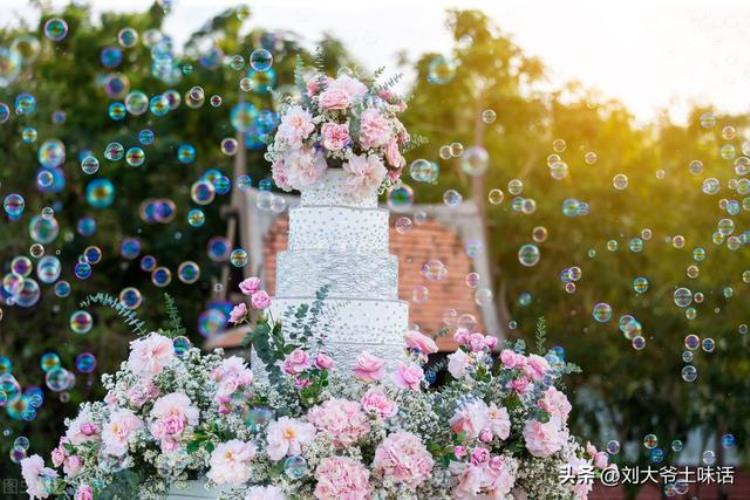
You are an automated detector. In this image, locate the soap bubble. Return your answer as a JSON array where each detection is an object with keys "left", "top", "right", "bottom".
[
  {"left": 198, "top": 309, "right": 227, "bottom": 337},
  {"left": 632, "top": 336, "right": 646, "bottom": 350},
  {"left": 612, "top": 174, "right": 628, "bottom": 190},
  {"left": 409, "top": 159, "right": 438, "bottom": 183},
  {"left": 45, "top": 368, "right": 74, "bottom": 392},
  {"left": 119, "top": 287, "right": 143, "bottom": 309},
  {"left": 549, "top": 161, "right": 569, "bottom": 180},
  {"left": 465, "top": 272, "right": 480, "bottom": 288},
  {"left": 29, "top": 215, "right": 59, "bottom": 244},
  {"left": 177, "top": 144, "right": 196, "bottom": 164},
  {"left": 450, "top": 142, "right": 464, "bottom": 157},
  {"left": 4, "top": 194, "right": 24, "bottom": 218},
  {"left": 442, "top": 189, "right": 462, "bottom": 207},
  {"left": 249, "top": 48, "right": 273, "bottom": 71},
  {"left": 394, "top": 217, "right": 412, "bottom": 234},
  {"left": 44, "top": 18, "right": 68, "bottom": 42},
  {"left": 118, "top": 27, "right": 138, "bottom": 47},
  {"left": 151, "top": 267, "right": 172, "bottom": 287},
  {"left": 592, "top": 303, "right": 612, "bottom": 323},
  {"left": 177, "top": 261, "right": 201, "bottom": 284},
  {"left": 125, "top": 147, "right": 145, "bottom": 167},
  {"left": 427, "top": 55, "right": 455, "bottom": 84},
  {"left": 108, "top": 102, "right": 127, "bottom": 120},
  {"left": 191, "top": 180, "right": 216, "bottom": 205},
  {"left": 387, "top": 185, "right": 414, "bottom": 212},
  {"left": 606, "top": 440, "right": 620, "bottom": 455},
  {"left": 421, "top": 260, "right": 447, "bottom": 282},
  {"left": 681, "top": 365, "right": 697, "bottom": 382},
  {"left": 173, "top": 337, "right": 191, "bottom": 357},
  {"left": 531, "top": 226, "right": 548, "bottom": 242},
  {"left": 104, "top": 142, "right": 124, "bottom": 161},
  {"left": 701, "top": 338, "right": 715, "bottom": 353},
  {"left": 283, "top": 455, "right": 308, "bottom": 479},
  {"left": 36, "top": 256, "right": 61, "bottom": 284},
  {"left": 488, "top": 189, "right": 504, "bottom": 205},
  {"left": 187, "top": 209, "right": 206, "bottom": 227},
  {"left": 673, "top": 287, "right": 693, "bottom": 307},
  {"left": 461, "top": 146, "right": 489, "bottom": 176},
  {"left": 54, "top": 281, "right": 71, "bottom": 297},
  {"left": 230, "top": 249, "right": 248, "bottom": 267},
  {"left": 552, "top": 139, "right": 567, "bottom": 153},
  {"left": 481, "top": 109, "right": 496, "bottom": 124},
  {"left": 13, "top": 278, "right": 41, "bottom": 307},
  {"left": 86, "top": 179, "right": 115, "bottom": 208},
  {"left": 69, "top": 311, "right": 93, "bottom": 334},
  {"left": 38, "top": 139, "right": 65, "bottom": 168},
  {"left": 411, "top": 285, "right": 429, "bottom": 304},
  {"left": 507, "top": 179, "right": 523, "bottom": 195},
  {"left": 207, "top": 237, "right": 231, "bottom": 262},
  {"left": 81, "top": 155, "right": 99, "bottom": 175},
  {"left": 688, "top": 160, "right": 703, "bottom": 176},
  {"left": 584, "top": 152, "right": 598, "bottom": 165},
  {"left": 40, "top": 353, "right": 60, "bottom": 373},
  {"left": 518, "top": 244, "right": 540, "bottom": 267},
  {"left": 221, "top": 138, "right": 238, "bottom": 156},
  {"left": 632, "top": 277, "right": 649, "bottom": 294},
  {"left": 75, "top": 353, "right": 97, "bottom": 373},
  {"left": 703, "top": 450, "right": 716, "bottom": 465}
]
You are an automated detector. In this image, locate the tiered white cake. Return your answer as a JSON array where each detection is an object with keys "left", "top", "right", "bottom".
[{"left": 252, "top": 169, "right": 408, "bottom": 377}]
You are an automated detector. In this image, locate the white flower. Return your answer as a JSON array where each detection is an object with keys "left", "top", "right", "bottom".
[{"left": 207, "top": 439, "right": 257, "bottom": 485}]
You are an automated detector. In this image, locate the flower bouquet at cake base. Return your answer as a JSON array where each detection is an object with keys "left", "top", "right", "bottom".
[{"left": 22, "top": 279, "right": 611, "bottom": 499}]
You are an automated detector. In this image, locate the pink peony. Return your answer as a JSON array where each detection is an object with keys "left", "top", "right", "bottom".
[
  {"left": 21, "top": 454, "right": 56, "bottom": 499},
  {"left": 282, "top": 348, "right": 311, "bottom": 375},
  {"left": 74, "top": 485, "right": 93, "bottom": 500},
  {"left": 276, "top": 105, "right": 315, "bottom": 149},
  {"left": 245, "top": 485, "right": 287, "bottom": 500},
  {"left": 212, "top": 356, "right": 253, "bottom": 402},
  {"left": 342, "top": 153, "right": 387, "bottom": 200},
  {"left": 314, "top": 352, "right": 334, "bottom": 370},
  {"left": 229, "top": 302, "right": 247, "bottom": 324},
  {"left": 127, "top": 332, "right": 175, "bottom": 379},
  {"left": 523, "top": 354, "right": 550, "bottom": 382},
  {"left": 470, "top": 446, "right": 490, "bottom": 465},
  {"left": 352, "top": 351, "right": 385, "bottom": 382},
  {"left": 360, "top": 387, "right": 398, "bottom": 419},
  {"left": 447, "top": 349, "right": 470, "bottom": 379},
  {"left": 320, "top": 122, "right": 350, "bottom": 151},
  {"left": 392, "top": 362, "right": 424, "bottom": 391},
  {"left": 450, "top": 400, "right": 490, "bottom": 439},
  {"left": 318, "top": 75, "right": 367, "bottom": 110},
  {"left": 251, "top": 291, "right": 271, "bottom": 310},
  {"left": 384, "top": 138, "right": 405, "bottom": 169},
  {"left": 314, "top": 456, "right": 371, "bottom": 500},
  {"left": 286, "top": 147, "right": 327, "bottom": 190},
  {"left": 265, "top": 416, "right": 316, "bottom": 461},
  {"left": 539, "top": 386, "right": 572, "bottom": 421},
  {"left": 500, "top": 349, "right": 526, "bottom": 370},
  {"left": 404, "top": 330, "right": 438, "bottom": 354},
  {"left": 102, "top": 409, "right": 143, "bottom": 457},
  {"left": 308, "top": 398, "right": 370, "bottom": 448},
  {"left": 239, "top": 277, "right": 262, "bottom": 296},
  {"left": 149, "top": 392, "right": 200, "bottom": 452},
  {"left": 488, "top": 404, "right": 511, "bottom": 440},
  {"left": 522, "top": 418, "right": 566, "bottom": 458},
  {"left": 373, "top": 431, "right": 434, "bottom": 490},
  {"left": 271, "top": 158, "right": 292, "bottom": 192},
  {"left": 358, "top": 108, "right": 392, "bottom": 149},
  {"left": 207, "top": 439, "right": 257, "bottom": 485}
]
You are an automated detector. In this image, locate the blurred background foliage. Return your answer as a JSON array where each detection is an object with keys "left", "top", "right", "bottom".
[{"left": 0, "top": 2, "right": 747, "bottom": 493}]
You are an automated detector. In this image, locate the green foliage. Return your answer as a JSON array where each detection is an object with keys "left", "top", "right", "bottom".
[
  {"left": 534, "top": 316, "right": 547, "bottom": 354},
  {"left": 79, "top": 292, "right": 148, "bottom": 334},
  {"left": 161, "top": 292, "right": 186, "bottom": 338}
]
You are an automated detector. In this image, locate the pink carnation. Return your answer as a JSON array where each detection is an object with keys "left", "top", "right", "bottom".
[
  {"left": 207, "top": 439, "right": 257, "bottom": 485},
  {"left": 308, "top": 398, "right": 370, "bottom": 448},
  {"left": 272, "top": 158, "right": 292, "bottom": 192},
  {"left": 452, "top": 454, "right": 517, "bottom": 498},
  {"left": 360, "top": 387, "right": 398, "bottom": 419},
  {"left": 314, "top": 456, "right": 371, "bottom": 500},
  {"left": 500, "top": 349, "right": 526, "bottom": 369},
  {"left": 127, "top": 332, "right": 175, "bottom": 379},
  {"left": 74, "top": 485, "right": 93, "bottom": 500},
  {"left": 450, "top": 400, "right": 490, "bottom": 439},
  {"left": 352, "top": 351, "right": 385, "bottom": 382},
  {"left": 358, "top": 108, "right": 392, "bottom": 149},
  {"left": 102, "top": 408, "right": 143, "bottom": 457},
  {"left": 447, "top": 349, "right": 470, "bottom": 379},
  {"left": 523, "top": 354, "right": 550, "bottom": 382},
  {"left": 318, "top": 75, "right": 367, "bottom": 110},
  {"left": 21, "top": 454, "right": 57, "bottom": 499},
  {"left": 342, "top": 153, "right": 387, "bottom": 200},
  {"left": 404, "top": 330, "right": 438, "bottom": 354},
  {"left": 276, "top": 105, "right": 314, "bottom": 149},
  {"left": 314, "top": 352, "right": 334, "bottom": 370},
  {"left": 539, "top": 386, "right": 572, "bottom": 421},
  {"left": 229, "top": 302, "right": 247, "bottom": 324},
  {"left": 320, "top": 122, "right": 350, "bottom": 151},
  {"left": 251, "top": 290, "right": 271, "bottom": 310},
  {"left": 282, "top": 348, "right": 311, "bottom": 375},
  {"left": 265, "top": 416, "right": 315, "bottom": 461},
  {"left": 373, "top": 432, "right": 434, "bottom": 490},
  {"left": 245, "top": 485, "right": 287, "bottom": 500},
  {"left": 488, "top": 404, "right": 511, "bottom": 440},
  {"left": 522, "top": 418, "right": 566, "bottom": 458},
  {"left": 239, "top": 277, "right": 262, "bottom": 296},
  {"left": 384, "top": 138, "right": 405, "bottom": 169},
  {"left": 392, "top": 362, "right": 424, "bottom": 391},
  {"left": 286, "top": 147, "right": 327, "bottom": 190},
  {"left": 149, "top": 392, "right": 200, "bottom": 453}
]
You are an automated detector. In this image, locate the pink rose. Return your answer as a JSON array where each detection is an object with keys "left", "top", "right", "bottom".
[
  {"left": 102, "top": 408, "right": 144, "bottom": 457},
  {"left": 306, "top": 76, "right": 328, "bottom": 97},
  {"left": 74, "top": 485, "right": 93, "bottom": 500},
  {"left": 447, "top": 349, "right": 470, "bottom": 379},
  {"left": 479, "top": 429, "right": 493, "bottom": 443},
  {"left": 314, "top": 353, "right": 334, "bottom": 370},
  {"left": 239, "top": 277, "right": 261, "bottom": 296},
  {"left": 104, "top": 390, "right": 117, "bottom": 406},
  {"left": 342, "top": 153, "right": 387, "bottom": 200},
  {"left": 251, "top": 291, "right": 271, "bottom": 310},
  {"left": 163, "top": 415, "right": 185, "bottom": 435},
  {"left": 149, "top": 392, "right": 200, "bottom": 452},
  {"left": 359, "top": 108, "right": 392, "bottom": 149},
  {"left": 509, "top": 376, "right": 531, "bottom": 394},
  {"left": 393, "top": 362, "right": 424, "bottom": 391},
  {"left": 468, "top": 333, "right": 487, "bottom": 352},
  {"left": 454, "top": 445, "right": 467, "bottom": 458},
  {"left": 470, "top": 447, "right": 490, "bottom": 465},
  {"left": 404, "top": 330, "right": 438, "bottom": 354},
  {"left": 523, "top": 354, "right": 550, "bottom": 382},
  {"left": 454, "top": 328, "right": 471, "bottom": 345},
  {"left": 229, "top": 302, "right": 247, "bottom": 324},
  {"left": 50, "top": 447, "right": 65, "bottom": 468},
  {"left": 500, "top": 349, "right": 526, "bottom": 370},
  {"left": 282, "top": 348, "right": 311, "bottom": 375},
  {"left": 522, "top": 418, "right": 566, "bottom": 458},
  {"left": 587, "top": 442, "right": 609, "bottom": 469},
  {"left": 318, "top": 88, "right": 351, "bottom": 110},
  {"left": 384, "top": 138, "right": 405, "bottom": 169},
  {"left": 321, "top": 122, "right": 350, "bottom": 151},
  {"left": 127, "top": 332, "right": 175, "bottom": 379},
  {"left": 484, "top": 336, "right": 498, "bottom": 350},
  {"left": 80, "top": 423, "right": 97, "bottom": 437},
  {"left": 63, "top": 455, "right": 83, "bottom": 476},
  {"left": 352, "top": 351, "right": 385, "bottom": 382},
  {"left": 245, "top": 485, "right": 286, "bottom": 500},
  {"left": 276, "top": 105, "right": 314, "bottom": 148},
  {"left": 360, "top": 387, "right": 398, "bottom": 419}
]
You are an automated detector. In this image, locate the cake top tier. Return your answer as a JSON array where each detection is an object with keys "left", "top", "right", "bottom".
[{"left": 300, "top": 169, "right": 378, "bottom": 209}]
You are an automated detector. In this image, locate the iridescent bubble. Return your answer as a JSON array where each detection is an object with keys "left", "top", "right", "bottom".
[
  {"left": 488, "top": 189, "right": 504, "bottom": 205},
  {"left": 703, "top": 450, "right": 716, "bottom": 465},
  {"left": 9, "top": 447, "right": 26, "bottom": 464},
  {"left": 108, "top": 101, "right": 127, "bottom": 120},
  {"left": 464, "top": 272, "right": 481, "bottom": 288},
  {"left": 592, "top": 303, "right": 612, "bottom": 323},
  {"left": 13, "top": 278, "right": 41, "bottom": 308},
  {"left": 45, "top": 367, "right": 73, "bottom": 392},
  {"left": 173, "top": 336, "right": 191, "bottom": 357},
  {"left": 69, "top": 310, "right": 93, "bottom": 335},
  {"left": 149, "top": 94, "right": 170, "bottom": 116},
  {"left": 439, "top": 145, "right": 452, "bottom": 160},
  {"left": 243, "top": 69, "right": 276, "bottom": 94},
  {"left": 442, "top": 189, "right": 463, "bottom": 208},
  {"left": 187, "top": 208, "right": 206, "bottom": 227},
  {"left": 549, "top": 161, "right": 569, "bottom": 180},
  {"left": 461, "top": 146, "right": 489, "bottom": 176},
  {"left": 673, "top": 287, "right": 693, "bottom": 308},
  {"left": 151, "top": 267, "right": 172, "bottom": 287},
  {"left": 38, "top": 139, "right": 65, "bottom": 168},
  {"left": 249, "top": 48, "right": 273, "bottom": 71},
  {"left": 643, "top": 434, "right": 658, "bottom": 449},
  {"left": 40, "top": 353, "right": 60, "bottom": 372},
  {"left": 118, "top": 287, "right": 143, "bottom": 309},
  {"left": 518, "top": 244, "right": 540, "bottom": 267},
  {"left": 124, "top": 147, "right": 145, "bottom": 167},
  {"left": 552, "top": 139, "right": 567, "bottom": 153},
  {"left": 230, "top": 249, "right": 248, "bottom": 267},
  {"left": 394, "top": 217, "right": 413, "bottom": 234},
  {"left": 649, "top": 447, "right": 664, "bottom": 463},
  {"left": 684, "top": 334, "right": 700, "bottom": 351},
  {"left": 44, "top": 18, "right": 68, "bottom": 42},
  {"left": 699, "top": 112, "right": 716, "bottom": 128},
  {"left": 118, "top": 27, "right": 138, "bottom": 48},
  {"left": 198, "top": 308, "right": 227, "bottom": 337},
  {"left": 481, "top": 109, "right": 496, "bottom": 124},
  {"left": 701, "top": 338, "right": 715, "bottom": 353},
  {"left": 633, "top": 277, "right": 649, "bottom": 294},
  {"left": 612, "top": 173, "right": 628, "bottom": 190},
  {"left": 86, "top": 179, "right": 115, "bottom": 209},
  {"left": 140, "top": 255, "right": 157, "bottom": 272},
  {"left": 0, "top": 102, "right": 10, "bottom": 123},
  {"left": 628, "top": 238, "right": 643, "bottom": 253},
  {"left": 427, "top": 55, "right": 455, "bottom": 84},
  {"left": 22, "top": 127, "right": 37, "bottom": 144},
  {"left": 124, "top": 90, "right": 148, "bottom": 115},
  {"left": 11, "top": 256, "right": 32, "bottom": 277},
  {"left": 15, "top": 93, "right": 36, "bottom": 115},
  {"left": 720, "top": 144, "right": 736, "bottom": 160},
  {"left": 632, "top": 335, "right": 646, "bottom": 350},
  {"left": 721, "top": 434, "right": 736, "bottom": 448},
  {"left": 606, "top": 440, "right": 620, "bottom": 455},
  {"left": 584, "top": 151, "right": 598, "bottom": 165},
  {"left": 191, "top": 180, "right": 216, "bottom": 205},
  {"left": 54, "top": 280, "right": 71, "bottom": 297},
  {"left": 686, "top": 265, "right": 699, "bottom": 279},
  {"left": 209, "top": 95, "right": 222, "bottom": 107},
  {"left": 74, "top": 261, "right": 92, "bottom": 280},
  {"left": 411, "top": 285, "right": 429, "bottom": 304},
  {"left": 682, "top": 365, "right": 697, "bottom": 382},
  {"left": 450, "top": 142, "right": 464, "bottom": 157},
  {"left": 177, "top": 144, "right": 196, "bottom": 164},
  {"left": 81, "top": 155, "right": 99, "bottom": 175},
  {"left": 3, "top": 193, "right": 24, "bottom": 219},
  {"left": 221, "top": 138, "right": 238, "bottom": 156},
  {"left": 119, "top": 238, "right": 141, "bottom": 260},
  {"left": 409, "top": 159, "right": 439, "bottom": 183},
  {"left": 207, "top": 237, "right": 231, "bottom": 262},
  {"left": 36, "top": 256, "right": 61, "bottom": 284},
  {"left": 177, "top": 261, "right": 200, "bottom": 284},
  {"left": 507, "top": 179, "right": 523, "bottom": 195},
  {"left": 421, "top": 260, "right": 447, "bottom": 282},
  {"left": 104, "top": 142, "right": 124, "bottom": 161},
  {"left": 387, "top": 185, "right": 414, "bottom": 212},
  {"left": 702, "top": 177, "right": 720, "bottom": 195},
  {"left": 29, "top": 243, "right": 44, "bottom": 259},
  {"left": 532, "top": 226, "right": 548, "bottom": 242},
  {"left": 75, "top": 353, "right": 96, "bottom": 373}
]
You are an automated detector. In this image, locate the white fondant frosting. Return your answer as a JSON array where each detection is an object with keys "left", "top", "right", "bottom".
[{"left": 287, "top": 206, "right": 390, "bottom": 254}]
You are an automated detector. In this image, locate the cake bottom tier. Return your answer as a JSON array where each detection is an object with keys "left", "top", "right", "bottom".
[{"left": 252, "top": 297, "right": 408, "bottom": 380}]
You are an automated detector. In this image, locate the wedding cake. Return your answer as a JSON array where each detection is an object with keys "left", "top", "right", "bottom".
[{"left": 252, "top": 169, "right": 408, "bottom": 377}]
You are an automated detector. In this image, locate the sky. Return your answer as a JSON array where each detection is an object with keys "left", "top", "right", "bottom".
[{"left": 4, "top": 0, "right": 750, "bottom": 124}]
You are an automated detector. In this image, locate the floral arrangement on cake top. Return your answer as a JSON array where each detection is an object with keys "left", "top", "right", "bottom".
[
  {"left": 21, "top": 281, "right": 611, "bottom": 499},
  {"left": 266, "top": 60, "right": 419, "bottom": 199}
]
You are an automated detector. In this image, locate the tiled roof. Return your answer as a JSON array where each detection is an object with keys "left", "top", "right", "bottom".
[{"left": 261, "top": 214, "right": 486, "bottom": 351}]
